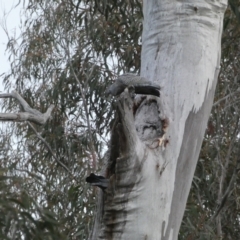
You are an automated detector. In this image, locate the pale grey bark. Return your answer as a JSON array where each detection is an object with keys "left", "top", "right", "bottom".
[
  {"left": 140, "top": 1, "right": 227, "bottom": 239},
  {"left": 89, "top": 1, "right": 228, "bottom": 239},
  {"left": 0, "top": 91, "right": 54, "bottom": 125}
]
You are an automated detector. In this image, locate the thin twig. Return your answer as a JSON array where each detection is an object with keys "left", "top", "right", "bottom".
[
  {"left": 27, "top": 121, "right": 77, "bottom": 182},
  {"left": 211, "top": 164, "right": 238, "bottom": 220},
  {"left": 211, "top": 118, "right": 240, "bottom": 221},
  {"left": 62, "top": 35, "right": 97, "bottom": 169}
]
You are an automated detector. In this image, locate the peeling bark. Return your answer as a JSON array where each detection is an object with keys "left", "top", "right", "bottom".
[
  {"left": 89, "top": 1, "right": 228, "bottom": 239},
  {"left": 89, "top": 89, "right": 168, "bottom": 240}
]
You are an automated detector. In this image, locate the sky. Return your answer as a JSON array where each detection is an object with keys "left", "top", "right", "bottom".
[{"left": 0, "top": 0, "right": 24, "bottom": 91}]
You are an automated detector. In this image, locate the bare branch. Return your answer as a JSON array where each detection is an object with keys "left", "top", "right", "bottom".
[
  {"left": 213, "top": 88, "right": 240, "bottom": 107},
  {"left": 63, "top": 38, "right": 97, "bottom": 169},
  {"left": 0, "top": 90, "right": 54, "bottom": 125},
  {"left": 212, "top": 164, "right": 238, "bottom": 220},
  {"left": 0, "top": 90, "right": 76, "bottom": 180}
]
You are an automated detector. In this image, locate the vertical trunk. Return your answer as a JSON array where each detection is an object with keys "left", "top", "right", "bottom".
[
  {"left": 90, "top": 1, "right": 227, "bottom": 239},
  {"left": 141, "top": 1, "right": 227, "bottom": 239}
]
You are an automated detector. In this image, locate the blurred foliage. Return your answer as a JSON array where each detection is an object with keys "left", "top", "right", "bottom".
[
  {"left": 0, "top": 0, "right": 240, "bottom": 239},
  {"left": 0, "top": 0, "right": 142, "bottom": 239}
]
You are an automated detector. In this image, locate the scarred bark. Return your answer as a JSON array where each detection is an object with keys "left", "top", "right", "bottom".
[
  {"left": 89, "top": 89, "right": 168, "bottom": 239},
  {"left": 89, "top": 1, "right": 228, "bottom": 239}
]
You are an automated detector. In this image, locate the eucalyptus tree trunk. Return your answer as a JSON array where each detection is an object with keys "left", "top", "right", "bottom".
[{"left": 90, "top": 1, "right": 227, "bottom": 239}]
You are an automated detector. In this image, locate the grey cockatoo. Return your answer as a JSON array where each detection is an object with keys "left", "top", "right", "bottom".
[{"left": 106, "top": 73, "right": 160, "bottom": 97}]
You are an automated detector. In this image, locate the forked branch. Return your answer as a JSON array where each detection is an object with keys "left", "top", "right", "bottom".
[{"left": 0, "top": 90, "right": 54, "bottom": 125}]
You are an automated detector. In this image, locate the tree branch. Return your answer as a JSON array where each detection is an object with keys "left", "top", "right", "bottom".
[
  {"left": 63, "top": 40, "right": 97, "bottom": 169},
  {"left": 27, "top": 121, "right": 77, "bottom": 181},
  {"left": 0, "top": 90, "right": 54, "bottom": 125}
]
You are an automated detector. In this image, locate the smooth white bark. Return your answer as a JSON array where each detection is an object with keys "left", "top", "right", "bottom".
[
  {"left": 90, "top": 1, "right": 227, "bottom": 239},
  {"left": 140, "top": 1, "right": 227, "bottom": 239}
]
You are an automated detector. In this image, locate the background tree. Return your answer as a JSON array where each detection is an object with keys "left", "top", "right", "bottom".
[{"left": 0, "top": 0, "right": 239, "bottom": 239}]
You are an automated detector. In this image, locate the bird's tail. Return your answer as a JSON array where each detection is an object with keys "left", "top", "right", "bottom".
[{"left": 86, "top": 173, "right": 109, "bottom": 190}]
